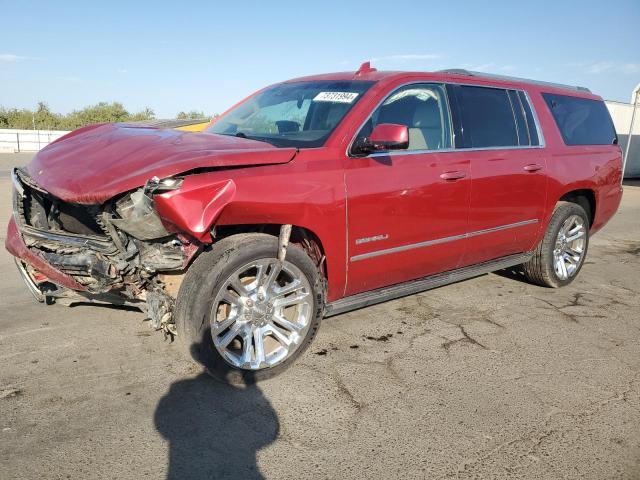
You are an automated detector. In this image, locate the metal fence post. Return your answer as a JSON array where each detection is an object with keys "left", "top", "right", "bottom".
[
  {"left": 16, "top": 132, "right": 20, "bottom": 153},
  {"left": 623, "top": 86, "right": 639, "bottom": 181}
]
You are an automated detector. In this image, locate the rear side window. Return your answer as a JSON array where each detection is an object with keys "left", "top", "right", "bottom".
[
  {"left": 458, "top": 86, "right": 518, "bottom": 148},
  {"left": 542, "top": 93, "right": 617, "bottom": 145}
]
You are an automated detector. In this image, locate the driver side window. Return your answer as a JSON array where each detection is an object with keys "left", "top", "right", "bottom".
[{"left": 354, "top": 84, "right": 453, "bottom": 152}]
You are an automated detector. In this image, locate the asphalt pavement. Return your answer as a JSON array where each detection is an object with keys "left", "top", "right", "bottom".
[{"left": 0, "top": 153, "right": 638, "bottom": 479}]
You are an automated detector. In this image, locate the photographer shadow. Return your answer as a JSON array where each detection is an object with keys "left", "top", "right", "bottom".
[{"left": 154, "top": 344, "right": 279, "bottom": 480}]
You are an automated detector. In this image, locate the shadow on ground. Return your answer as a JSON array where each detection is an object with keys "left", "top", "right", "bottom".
[
  {"left": 492, "top": 266, "right": 532, "bottom": 284},
  {"left": 154, "top": 349, "right": 278, "bottom": 480},
  {"left": 66, "top": 301, "right": 142, "bottom": 313}
]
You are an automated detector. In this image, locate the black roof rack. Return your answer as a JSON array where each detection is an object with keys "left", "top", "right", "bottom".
[{"left": 438, "top": 69, "right": 591, "bottom": 93}]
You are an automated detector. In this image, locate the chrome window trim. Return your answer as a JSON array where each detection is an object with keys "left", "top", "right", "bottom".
[
  {"left": 350, "top": 219, "right": 539, "bottom": 262},
  {"left": 346, "top": 80, "right": 546, "bottom": 158},
  {"left": 506, "top": 89, "right": 523, "bottom": 146},
  {"left": 522, "top": 89, "right": 546, "bottom": 147},
  {"left": 512, "top": 89, "right": 532, "bottom": 145},
  {"left": 364, "top": 144, "right": 542, "bottom": 159}
]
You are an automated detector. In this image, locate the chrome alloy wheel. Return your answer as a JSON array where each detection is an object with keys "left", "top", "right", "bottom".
[
  {"left": 210, "top": 258, "right": 313, "bottom": 370},
  {"left": 553, "top": 214, "right": 587, "bottom": 281}
]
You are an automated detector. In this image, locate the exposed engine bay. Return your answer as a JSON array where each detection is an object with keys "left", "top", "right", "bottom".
[{"left": 12, "top": 167, "right": 201, "bottom": 334}]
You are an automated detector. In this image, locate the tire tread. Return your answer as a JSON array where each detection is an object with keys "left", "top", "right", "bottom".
[{"left": 522, "top": 201, "right": 589, "bottom": 288}]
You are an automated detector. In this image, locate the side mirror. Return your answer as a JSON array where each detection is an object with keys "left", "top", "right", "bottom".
[{"left": 353, "top": 123, "right": 409, "bottom": 155}]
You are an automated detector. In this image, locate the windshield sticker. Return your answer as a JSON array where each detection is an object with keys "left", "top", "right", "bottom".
[{"left": 313, "top": 92, "right": 359, "bottom": 103}]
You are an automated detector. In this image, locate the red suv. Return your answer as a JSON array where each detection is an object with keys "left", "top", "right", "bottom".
[{"left": 7, "top": 63, "right": 623, "bottom": 382}]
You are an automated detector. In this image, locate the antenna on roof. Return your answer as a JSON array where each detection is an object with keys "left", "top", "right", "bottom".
[{"left": 356, "top": 61, "right": 377, "bottom": 76}]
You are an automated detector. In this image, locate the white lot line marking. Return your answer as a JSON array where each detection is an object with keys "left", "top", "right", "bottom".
[
  {"left": 0, "top": 342, "right": 76, "bottom": 360},
  {"left": 0, "top": 325, "right": 70, "bottom": 340},
  {"left": 0, "top": 351, "right": 34, "bottom": 361},
  {"left": 17, "top": 367, "right": 171, "bottom": 391}
]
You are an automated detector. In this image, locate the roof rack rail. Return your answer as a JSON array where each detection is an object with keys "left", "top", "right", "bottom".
[{"left": 438, "top": 69, "right": 591, "bottom": 93}]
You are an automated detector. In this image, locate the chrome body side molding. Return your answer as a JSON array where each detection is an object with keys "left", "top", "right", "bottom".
[{"left": 350, "top": 219, "right": 538, "bottom": 262}]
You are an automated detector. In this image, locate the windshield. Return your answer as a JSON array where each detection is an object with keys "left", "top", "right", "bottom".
[{"left": 207, "top": 80, "right": 374, "bottom": 148}]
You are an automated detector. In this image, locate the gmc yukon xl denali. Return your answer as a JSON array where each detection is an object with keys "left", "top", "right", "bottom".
[{"left": 7, "top": 63, "right": 623, "bottom": 381}]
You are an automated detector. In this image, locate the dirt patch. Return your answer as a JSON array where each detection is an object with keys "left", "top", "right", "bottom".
[
  {"left": 0, "top": 388, "right": 23, "bottom": 399},
  {"left": 626, "top": 244, "right": 640, "bottom": 256},
  {"left": 365, "top": 334, "right": 393, "bottom": 342}
]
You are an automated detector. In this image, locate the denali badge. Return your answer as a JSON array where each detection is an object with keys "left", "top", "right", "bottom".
[{"left": 355, "top": 234, "right": 389, "bottom": 245}]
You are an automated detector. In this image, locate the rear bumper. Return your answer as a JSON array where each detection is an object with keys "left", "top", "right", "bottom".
[{"left": 5, "top": 217, "right": 87, "bottom": 292}]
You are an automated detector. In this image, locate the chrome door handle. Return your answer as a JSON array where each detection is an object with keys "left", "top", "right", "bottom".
[
  {"left": 440, "top": 171, "right": 467, "bottom": 181},
  {"left": 524, "top": 164, "right": 543, "bottom": 172}
]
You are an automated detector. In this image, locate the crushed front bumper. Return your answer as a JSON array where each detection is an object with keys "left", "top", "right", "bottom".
[{"left": 5, "top": 217, "right": 87, "bottom": 292}]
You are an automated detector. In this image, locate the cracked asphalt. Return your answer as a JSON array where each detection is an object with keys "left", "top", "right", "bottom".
[{"left": 1, "top": 153, "right": 638, "bottom": 479}]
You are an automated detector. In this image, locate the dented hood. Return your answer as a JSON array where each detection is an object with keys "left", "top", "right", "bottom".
[{"left": 26, "top": 123, "right": 296, "bottom": 204}]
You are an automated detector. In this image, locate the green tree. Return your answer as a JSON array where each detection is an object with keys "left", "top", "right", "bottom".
[
  {"left": 176, "top": 110, "right": 206, "bottom": 120},
  {"left": 33, "top": 102, "right": 61, "bottom": 130},
  {"left": 0, "top": 102, "right": 220, "bottom": 130},
  {"left": 62, "top": 102, "right": 153, "bottom": 129},
  {"left": 129, "top": 107, "right": 156, "bottom": 122}
]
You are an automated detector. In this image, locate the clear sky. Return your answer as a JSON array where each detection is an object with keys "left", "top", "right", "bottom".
[{"left": 1, "top": 0, "right": 639, "bottom": 118}]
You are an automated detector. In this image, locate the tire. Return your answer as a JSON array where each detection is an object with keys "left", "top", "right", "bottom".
[
  {"left": 174, "top": 233, "right": 324, "bottom": 384},
  {"left": 522, "top": 201, "right": 590, "bottom": 288}
]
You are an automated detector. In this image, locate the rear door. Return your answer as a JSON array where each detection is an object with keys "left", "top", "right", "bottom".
[
  {"left": 344, "top": 83, "right": 471, "bottom": 295},
  {"left": 449, "top": 84, "right": 548, "bottom": 266}
]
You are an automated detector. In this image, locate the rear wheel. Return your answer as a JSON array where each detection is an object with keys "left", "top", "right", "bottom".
[
  {"left": 174, "top": 233, "right": 324, "bottom": 383},
  {"left": 522, "top": 201, "right": 589, "bottom": 288}
]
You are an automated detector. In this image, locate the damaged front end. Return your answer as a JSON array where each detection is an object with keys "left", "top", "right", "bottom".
[{"left": 10, "top": 168, "right": 202, "bottom": 334}]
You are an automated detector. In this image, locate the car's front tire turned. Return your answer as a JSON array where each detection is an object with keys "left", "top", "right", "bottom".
[{"left": 174, "top": 233, "right": 324, "bottom": 384}]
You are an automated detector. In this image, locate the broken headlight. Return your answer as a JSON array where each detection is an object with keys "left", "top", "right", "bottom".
[
  {"left": 111, "top": 189, "right": 171, "bottom": 240},
  {"left": 110, "top": 176, "right": 184, "bottom": 240},
  {"left": 144, "top": 176, "right": 184, "bottom": 195}
]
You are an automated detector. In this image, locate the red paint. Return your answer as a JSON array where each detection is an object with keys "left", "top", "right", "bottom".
[
  {"left": 6, "top": 69, "right": 623, "bottom": 304},
  {"left": 461, "top": 147, "right": 548, "bottom": 265},
  {"left": 5, "top": 218, "right": 87, "bottom": 291},
  {"left": 155, "top": 179, "right": 237, "bottom": 242},
  {"left": 345, "top": 150, "right": 471, "bottom": 295},
  {"left": 27, "top": 123, "right": 296, "bottom": 204},
  {"left": 355, "top": 61, "right": 377, "bottom": 76},
  {"left": 368, "top": 123, "right": 409, "bottom": 150}
]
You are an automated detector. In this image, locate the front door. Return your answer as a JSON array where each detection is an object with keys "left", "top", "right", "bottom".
[{"left": 344, "top": 83, "right": 471, "bottom": 296}]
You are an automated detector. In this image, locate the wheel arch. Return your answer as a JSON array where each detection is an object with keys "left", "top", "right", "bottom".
[
  {"left": 558, "top": 189, "right": 596, "bottom": 228},
  {"left": 213, "top": 223, "right": 329, "bottom": 282}
]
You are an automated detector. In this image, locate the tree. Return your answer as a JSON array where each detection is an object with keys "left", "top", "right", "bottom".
[
  {"left": 129, "top": 107, "right": 155, "bottom": 122},
  {"left": 0, "top": 102, "right": 156, "bottom": 130},
  {"left": 34, "top": 102, "right": 61, "bottom": 130},
  {"left": 0, "top": 103, "right": 220, "bottom": 130},
  {"left": 176, "top": 110, "right": 206, "bottom": 120}
]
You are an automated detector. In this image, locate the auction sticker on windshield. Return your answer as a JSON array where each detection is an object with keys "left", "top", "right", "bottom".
[{"left": 313, "top": 92, "right": 359, "bottom": 103}]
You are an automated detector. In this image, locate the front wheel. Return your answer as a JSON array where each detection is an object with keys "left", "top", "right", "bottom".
[
  {"left": 174, "top": 233, "right": 324, "bottom": 384},
  {"left": 522, "top": 201, "right": 590, "bottom": 288}
]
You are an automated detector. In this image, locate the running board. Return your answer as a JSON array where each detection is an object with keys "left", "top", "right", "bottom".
[{"left": 324, "top": 252, "right": 533, "bottom": 317}]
